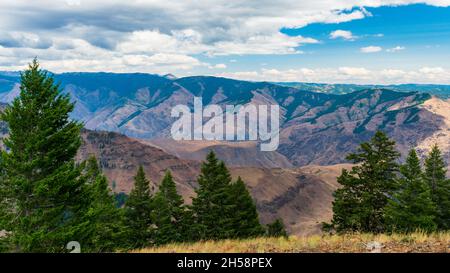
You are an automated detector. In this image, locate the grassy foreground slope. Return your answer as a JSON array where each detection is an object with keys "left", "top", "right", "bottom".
[{"left": 133, "top": 233, "right": 450, "bottom": 253}]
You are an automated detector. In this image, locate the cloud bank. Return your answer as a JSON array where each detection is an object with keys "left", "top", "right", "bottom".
[
  {"left": 0, "top": 1, "right": 449, "bottom": 77},
  {"left": 215, "top": 67, "right": 450, "bottom": 85}
]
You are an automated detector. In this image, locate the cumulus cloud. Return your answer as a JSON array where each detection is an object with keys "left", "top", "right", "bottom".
[
  {"left": 207, "top": 63, "right": 227, "bottom": 69},
  {"left": 360, "top": 46, "right": 383, "bottom": 53},
  {"left": 214, "top": 67, "right": 450, "bottom": 84},
  {"left": 211, "top": 33, "right": 317, "bottom": 55},
  {"left": 213, "top": 63, "right": 227, "bottom": 69},
  {"left": 116, "top": 29, "right": 209, "bottom": 55},
  {"left": 0, "top": 31, "right": 52, "bottom": 49},
  {"left": 386, "top": 46, "right": 405, "bottom": 52},
  {"left": 0, "top": 1, "right": 449, "bottom": 72},
  {"left": 329, "top": 30, "right": 356, "bottom": 40},
  {"left": 338, "top": 67, "right": 371, "bottom": 76},
  {"left": 0, "top": 42, "right": 206, "bottom": 73}
]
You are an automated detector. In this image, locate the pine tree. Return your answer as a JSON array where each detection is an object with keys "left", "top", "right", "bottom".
[
  {"left": 266, "top": 219, "right": 287, "bottom": 238},
  {"left": 192, "top": 151, "right": 234, "bottom": 240},
  {"left": 328, "top": 131, "right": 400, "bottom": 233},
  {"left": 152, "top": 170, "right": 186, "bottom": 245},
  {"left": 228, "top": 177, "right": 264, "bottom": 238},
  {"left": 0, "top": 166, "right": 11, "bottom": 232},
  {"left": 385, "top": 149, "right": 437, "bottom": 233},
  {"left": 114, "top": 192, "right": 128, "bottom": 208},
  {"left": 0, "top": 59, "right": 87, "bottom": 252},
  {"left": 0, "top": 167, "right": 13, "bottom": 252},
  {"left": 179, "top": 206, "right": 202, "bottom": 242},
  {"left": 424, "top": 145, "right": 450, "bottom": 230},
  {"left": 123, "top": 165, "right": 154, "bottom": 248},
  {"left": 80, "top": 156, "right": 123, "bottom": 252}
]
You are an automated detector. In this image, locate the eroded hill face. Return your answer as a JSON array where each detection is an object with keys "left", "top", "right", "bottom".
[
  {"left": 77, "top": 129, "right": 344, "bottom": 236},
  {"left": 278, "top": 90, "right": 445, "bottom": 166},
  {"left": 417, "top": 97, "right": 450, "bottom": 176},
  {"left": 77, "top": 129, "right": 200, "bottom": 199},
  {"left": 1, "top": 73, "right": 448, "bottom": 169},
  {"left": 147, "top": 139, "right": 293, "bottom": 169}
]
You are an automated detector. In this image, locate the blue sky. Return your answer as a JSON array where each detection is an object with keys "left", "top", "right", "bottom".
[
  {"left": 204, "top": 4, "right": 450, "bottom": 83},
  {"left": 210, "top": 4, "right": 450, "bottom": 66},
  {"left": 281, "top": 4, "right": 450, "bottom": 69},
  {"left": 0, "top": 1, "right": 450, "bottom": 84}
]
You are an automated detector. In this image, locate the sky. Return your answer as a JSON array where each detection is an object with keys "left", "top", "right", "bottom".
[{"left": 0, "top": 1, "right": 450, "bottom": 84}]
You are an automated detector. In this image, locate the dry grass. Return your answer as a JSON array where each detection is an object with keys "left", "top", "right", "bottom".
[{"left": 133, "top": 232, "right": 450, "bottom": 253}]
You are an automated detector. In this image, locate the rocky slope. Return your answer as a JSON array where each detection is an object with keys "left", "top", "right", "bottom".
[
  {"left": 1, "top": 73, "right": 449, "bottom": 169},
  {"left": 77, "top": 129, "right": 199, "bottom": 199},
  {"left": 416, "top": 97, "right": 450, "bottom": 176},
  {"left": 77, "top": 129, "right": 340, "bottom": 235},
  {"left": 147, "top": 139, "right": 293, "bottom": 169}
]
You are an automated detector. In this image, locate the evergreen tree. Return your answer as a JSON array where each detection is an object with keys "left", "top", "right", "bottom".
[
  {"left": 266, "top": 219, "right": 288, "bottom": 238},
  {"left": 114, "top": 192, "right": 128, "bottom": 208},
  {"left": 0, "top": 59, "right": 87, "bottom": 252},
  {"left": 80, "top": 156, "right": 123, "bottom": 252},
  {"left": 385, "top": 149, "right": 437, "bottom": 233},
  {"left": 123, "top": 165, "right": 154, "bottom": 248},
  {"left": 152, "top": 170, "right": 186, "bottom": 245},
  {"left": 228, "top": 177, "right": 264, "bottom": 238},
  {"left": 424, "top": 145, "right": 450, "bottom": 230},
  {"left": 328, "top": 131, "right": 400, "bottom": 233},
  {"left": 0, "top": 165, "right": 11, "bottom": 232},
  {"left": 0, "top": 167, "right": 13, "bottom": 252},
  {"left": 179, "top": 206, "right": 202, "bottom": 242},
  {"left": 192, "top": 151, "right": 234, "bottom": 240}
]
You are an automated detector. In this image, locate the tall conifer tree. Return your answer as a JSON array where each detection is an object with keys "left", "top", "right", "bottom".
[
  {"left": 81, "top": 156, "right": 122, "bottom": 252},
  {"left": 0, "top": 59, "right": 86, "bottom": 252},
  {"left": 192, "top": 151, "right": 234, "bottom": 240},
  {"left": 228, "top": 177, "right": 264, "bottom": 238},
  {"left": 123, "top": 166, "right": 154, "bottom": 248},
  {"left": 424, "top": 145, "right": 450, "bottom": 230},
  {"left": 152, "top": 171, "right": 186, "bottom": 245},
  {"left": 327, "top": 131, "right": 400, "bottom": 233},
  {"left": 385, "top": 149, "right": 436, "bottom": 232}
]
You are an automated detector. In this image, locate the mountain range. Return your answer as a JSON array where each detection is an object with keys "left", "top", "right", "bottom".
[
  {"left": 1, "top": 72, "right": 448, "bottom": 166},
  {"left": 1, "top": 72, "right": 449, "bottom": 235},
  {"left": 275, "top": 82, "right": 450, "bottom": 99}
]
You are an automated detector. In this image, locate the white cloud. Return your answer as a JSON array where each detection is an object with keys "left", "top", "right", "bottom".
[
  {"left": 210, "top": 33, "right": 317, "bottom": 55},
  {"left": 0, "top": 41, "right": 205, "bottom": 73},
  {"left": 0, "top": 1, "right": 449, "bottom": 72},
  {"left": 329, "top": 30, "right": 356, "bottom": 40},
  {"left": 338, "top": 67, "right": 371, "bottom": 76},
  {"left": 116, "top": 29, "right": 209, "bottom": 55},
  {"left": 380, "top": 69, "right": 407, "bottom": 78},
  {"left": 214, "top": 66, "right": 450, "bottom": 84},
  {"left": 386, "top": 46, "right": 405, "bottom": 52},
  {"left": 208, "top": 63, "right": 227, "bottom": 69},
  {"left": 66, "top": 0, "right": 81, "bottom": 6},
  {"left": 0, "top": 31, "right": 52, "bottom": 49},
  {"left": 360, "top": 46, "right": 383, "bottom": 53}
]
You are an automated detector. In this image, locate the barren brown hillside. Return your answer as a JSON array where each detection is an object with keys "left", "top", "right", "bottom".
[{"left": 77, "top": 129, "right": 345, "bottom": 236}]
